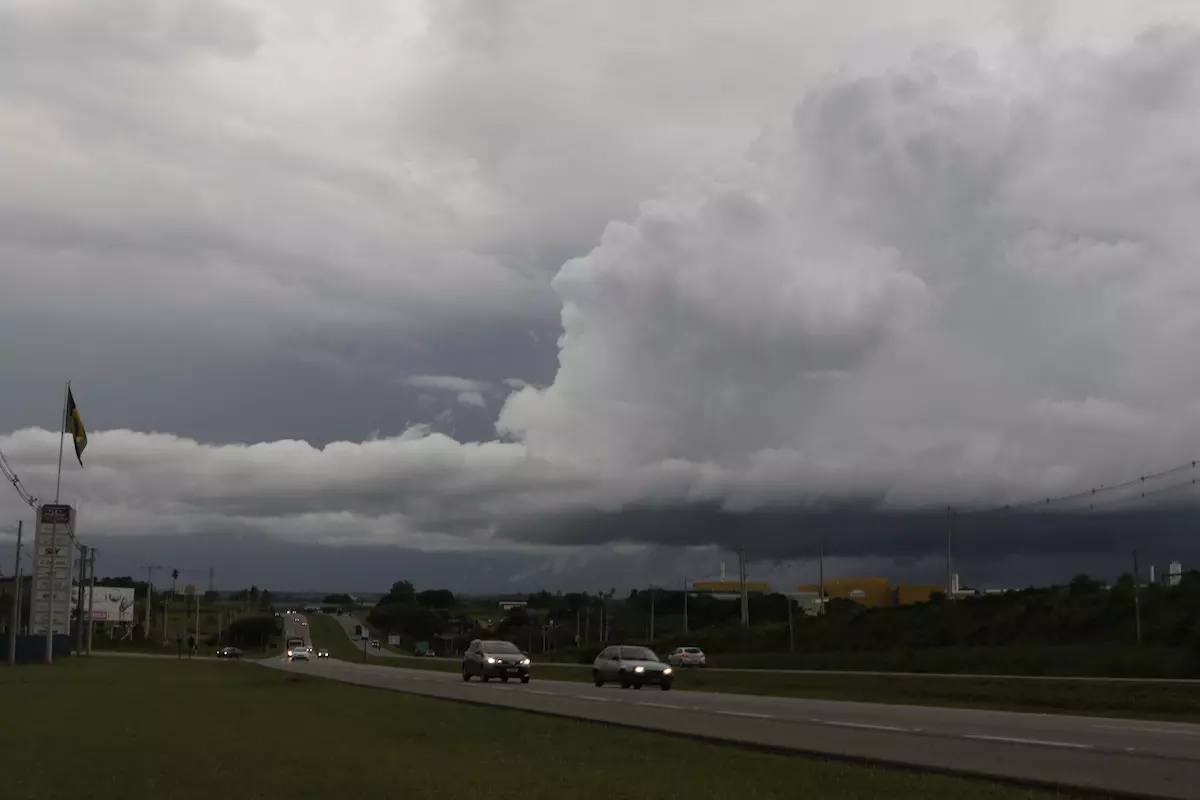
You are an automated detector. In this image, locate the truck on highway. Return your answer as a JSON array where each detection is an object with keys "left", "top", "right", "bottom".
[{"left": 285, "top": 636, "right": 305, "bottom": 656}]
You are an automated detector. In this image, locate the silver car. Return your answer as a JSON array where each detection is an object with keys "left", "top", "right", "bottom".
[
  {"left": 592, "top": 645, "right": 673, "bottom": 690},
  {"left": 289, "top": 646, "right": 311, "bottom": 662},
  {"left": 667, "top": 646, "right": 707, "bottom": 667}
]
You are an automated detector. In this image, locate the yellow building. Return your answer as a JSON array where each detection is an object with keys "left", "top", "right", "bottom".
[
  {"left": 795, "top": 578, "right": 943, "bottom": 608},
  {"left": 691, "top": 580, "right": 771, "bottom": 594}
]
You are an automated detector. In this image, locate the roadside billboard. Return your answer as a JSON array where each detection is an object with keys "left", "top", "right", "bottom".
[{"left": 81, "top": 586, "right": 136, "bottom": 623}]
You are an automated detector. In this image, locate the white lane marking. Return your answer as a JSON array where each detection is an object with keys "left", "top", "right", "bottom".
[
  {"left": 964, "top": 735, "right": 1092, "bottom": 750},
  {"left": 823, "top": 721, "right": 909, "bottom": 733},
  {"left": 714, "top": 710, "right": 775, "bottom": 720},
  {"left": 576, "top": 695, "right": 611, "bottom": 702},
  {"left": 527, "top": 690, "right": 556, "bottom": 696},
  {"left": 636, "top": 701, "right": 680, "bottom": 710},
  {"left": 1093, "top": 724, "right": 1200, "bottom": 736}
]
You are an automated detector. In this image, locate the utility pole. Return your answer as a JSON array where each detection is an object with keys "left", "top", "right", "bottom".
[
  {"left": 649, "top": 586, "right": 656, "bottom": 643},
  {"left": 144, "top": 564, "right": 162, "bottom": 635},
  {"left": 208, "top": 566, "right": 215, "bottom": 594},
  {"left": 682, "top": 575, "right": 688, "bottom": 635},
  {"left": 819, "top": 539, "right": 826, "bottom": 616},
  {"left": 738, "top": 546, "right": 749, "bottom": 628},
  {"left": 7, "top": 520, "right": 21, "bottom": 666},
  {"left": 85, "top": 548, "right": 95, "bottom": 655},
  {"left": 74, "top": 544, "right": 87, "bottom": 654},
  {"left": 14, "top": 521, "right": 23, "bottom": 639},
  {"left": 945, "top": 506, "right": 955, "bottom": 602},
  {"left": 1133, "top": 549, "right": 1143, "bottom": 645},
  {"left": 787, "top": 592, "right": 795, "bottom": 653}
]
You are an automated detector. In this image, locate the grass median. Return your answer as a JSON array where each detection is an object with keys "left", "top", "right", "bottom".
[
  {"left": 1, "top": 657, "right": 1068, "bottom": 800},
  {"left": 307, "top": 614, "right": 1200, "bottom": 722}
]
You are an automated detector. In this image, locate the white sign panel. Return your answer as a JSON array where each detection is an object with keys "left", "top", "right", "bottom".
[
  {"left": 81, "top": 587, "right": 135, "bottom": 623},
  {"left": 30, "top": 504, "right": 76, "bottom": 636}
]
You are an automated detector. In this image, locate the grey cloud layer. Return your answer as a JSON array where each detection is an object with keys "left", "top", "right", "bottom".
[{"left": 5, "top": 3, "right": 1200, "bottom": 587}]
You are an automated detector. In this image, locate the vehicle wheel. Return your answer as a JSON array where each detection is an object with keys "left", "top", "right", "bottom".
[
  {"left": 481, "top": 674, "right": 490, "bottom": 683},
  {"left": 501, "top": 675, "right": 510, "bottom": 683},
  {"left": 462, "top": 668, "right": 470, "bottom": 682},
  {"left": 633, "top": 682, "right": 643, "bottom": 690},
  {"left": 520, "top": 676, "right": 530, "bottom": 684},
  {"left": 660, "top": 682, "right": 673, "bottom": 692},
  {"left": 619, "top": 672, "right": 630, "bottom": 689},
  {"left": 593, "top": 670, "right": 604, "bottom": 687}
]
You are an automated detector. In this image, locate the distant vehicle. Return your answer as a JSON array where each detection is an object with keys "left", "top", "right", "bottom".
[
  {"left": 285, "top": 636, "right": 305, "bottom": 653},
  {"left": 354, "top": 624, "right": 362, "bottom": 637},
  {"left": 422, "top": 649, "right": 437, "bottom": 658},
  {"left": 462, "top": 639, "right": 531, "bottom": 683},
  {"left": 592, "top": 645, "right": 673, "bottom": 690},
  {"left": 289, "top": 646, "right": 311, "bottom": 662},
  {"left": 667, "top": 646, "right": 707, "bottom": 667},
  {"left": 317, "top": 648, "right": 330, "bottom": 659},
  {"left": 370, "top": 640, "right": 381, "bottom": 649},
  {"left": 216, "top": 646, "right": 243, "bottom": 659}
]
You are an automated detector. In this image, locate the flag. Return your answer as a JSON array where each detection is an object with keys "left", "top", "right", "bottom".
[{"left": 66, "top": 387, "right": 87, "bottom": 466}]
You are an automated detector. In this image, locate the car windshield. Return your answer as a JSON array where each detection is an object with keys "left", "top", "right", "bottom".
[
  {"left": 484, "top": 641, "right": 521, "bottom": 654},
  {"left": 684, "top": 648, "right": 702, "bottom": 654},
  {"left": 620, "top": 647, "right": 658, "bottom": 661}
]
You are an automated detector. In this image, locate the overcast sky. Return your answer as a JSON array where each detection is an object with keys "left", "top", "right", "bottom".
[{"left": 4, "top": 1, "right": 1200, "bottom": 593}]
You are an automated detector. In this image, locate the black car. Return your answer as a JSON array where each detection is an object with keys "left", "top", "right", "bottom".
[{"left": 462, "top": 639, "right": 531, "bottom": 683}]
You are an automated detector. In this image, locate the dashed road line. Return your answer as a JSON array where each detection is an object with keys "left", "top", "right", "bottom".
[
  {"left": 822, "top": 721, "right": 910, "bottom": 733},
  {"left": 964, "top": 735, "right": 1092, "bottom": 750},
  {"left": 635, "top": 701, "right": 681, "bottom": 710},
  {"left": 1093, "top": 724, "right": 1200, "bottom": 736},
  {"left": 575, "top": 695, "right": 611, "bottom": 702},
  {"left": 714, "top": 710, "right": 775, "bottom": 720}
]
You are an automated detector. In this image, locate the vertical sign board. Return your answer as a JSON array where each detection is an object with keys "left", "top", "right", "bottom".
[{"left": 30, "top": 504, "right": 75, "bottom": 636}]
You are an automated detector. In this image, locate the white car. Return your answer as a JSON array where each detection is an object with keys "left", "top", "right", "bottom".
[
  {"left": 289, "top": 646, "right": 311, "bottom": 662},
  {"left": 667, "top": 646, "right": 707, "bottom": 667}
]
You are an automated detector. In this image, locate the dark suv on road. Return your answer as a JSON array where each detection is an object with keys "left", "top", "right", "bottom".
[{"left": 462, "top": 639, "right": 531, "bottom": 683}]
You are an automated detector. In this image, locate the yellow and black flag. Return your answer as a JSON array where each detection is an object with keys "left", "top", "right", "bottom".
[{"left": 66, "top": 387, "right": 87, "bottom": 466}]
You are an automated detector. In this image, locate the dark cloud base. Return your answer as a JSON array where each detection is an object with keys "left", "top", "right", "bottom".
[{"left": 501, "top": 503, "right": 1200, "bottom": 569}]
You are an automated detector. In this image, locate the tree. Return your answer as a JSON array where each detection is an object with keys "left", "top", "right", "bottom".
[
  {"left": 367, "top": 603, "right": 446, "bottom": 640},
  {"left": 324, "top": 593, "right": 354, "bottom": 605},
  {"left": 415, "top": 589, "right": 455, "bottom": 608},
  {"left": 380, "top": 580, "right": 415, "bottom": 606},
  {"left": 203, "top": 590, "right": 219, "bottom": 603},
  {"left": 249, "top": 585, "right": 260, "bottom": 602},
  {"left": 259, "top": 589, "right": 272, "bottom": 609},
  {"left": 1068, "top": 574, "right": 1104, "bottom": 596},
  {"left": 227, "top": 615, "right": 278, "bottom": 648}
]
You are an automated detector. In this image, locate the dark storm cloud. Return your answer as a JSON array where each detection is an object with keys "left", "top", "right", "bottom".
[{"left": 500, "top": 504, "right": 1200, "bottom": 572}]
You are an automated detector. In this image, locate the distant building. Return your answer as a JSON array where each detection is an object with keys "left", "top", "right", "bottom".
[
  {"left": 794, "top": 577, "right": 949, "bottom": 610},
  {"left": 499, "top": 601, "right": 527, "bottom": 611},
  {"left": 690, "top": 580, "right": 771, "bottom": 599},
  {"left": 1167, "top": 561, "right": 1184, "bottom": 587}
]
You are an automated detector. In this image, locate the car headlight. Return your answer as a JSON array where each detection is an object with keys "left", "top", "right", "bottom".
[
  {"left": 634, "top": 666, "right": 645, "bottom": 673},
  {"left": 287, "top": 650, "right": 293, "bottom": 656},
  {"left": 520, "top": 658, "right": 530, "bottom": 666},
  {"left": 663, "top": 667, "right": 673, "bottom": 675},
  {"left": 486, "top": 657, "right": 496, "bottom": 664}
]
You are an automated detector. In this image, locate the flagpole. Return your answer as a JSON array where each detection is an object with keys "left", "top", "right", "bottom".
[{"left": 55, "top": 380, "right": 69, "bottom": 504}]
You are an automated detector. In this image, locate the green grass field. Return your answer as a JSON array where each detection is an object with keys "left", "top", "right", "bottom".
[
  {"left": 306, "top": 614, "right": 1200, "bottom": 722},
  {"left": 0, "top": 658, "right": 1070, "bottom": 800}
]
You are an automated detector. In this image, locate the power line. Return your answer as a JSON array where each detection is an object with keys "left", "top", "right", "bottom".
[
  {"left": 0, "top": 445, "right": 37, "bottom": 509},
  {"left": 972, "top": 460, "right": 1199, "bottom": 515}
]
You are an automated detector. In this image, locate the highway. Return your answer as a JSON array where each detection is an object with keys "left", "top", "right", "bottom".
[{"left": 261, "top": 615, "right": 1199, "bottom": 799}]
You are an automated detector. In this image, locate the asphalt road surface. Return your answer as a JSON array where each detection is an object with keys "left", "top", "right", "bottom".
[{"left": 261, "top": 615, "right": 1199, "bottom": 798}]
